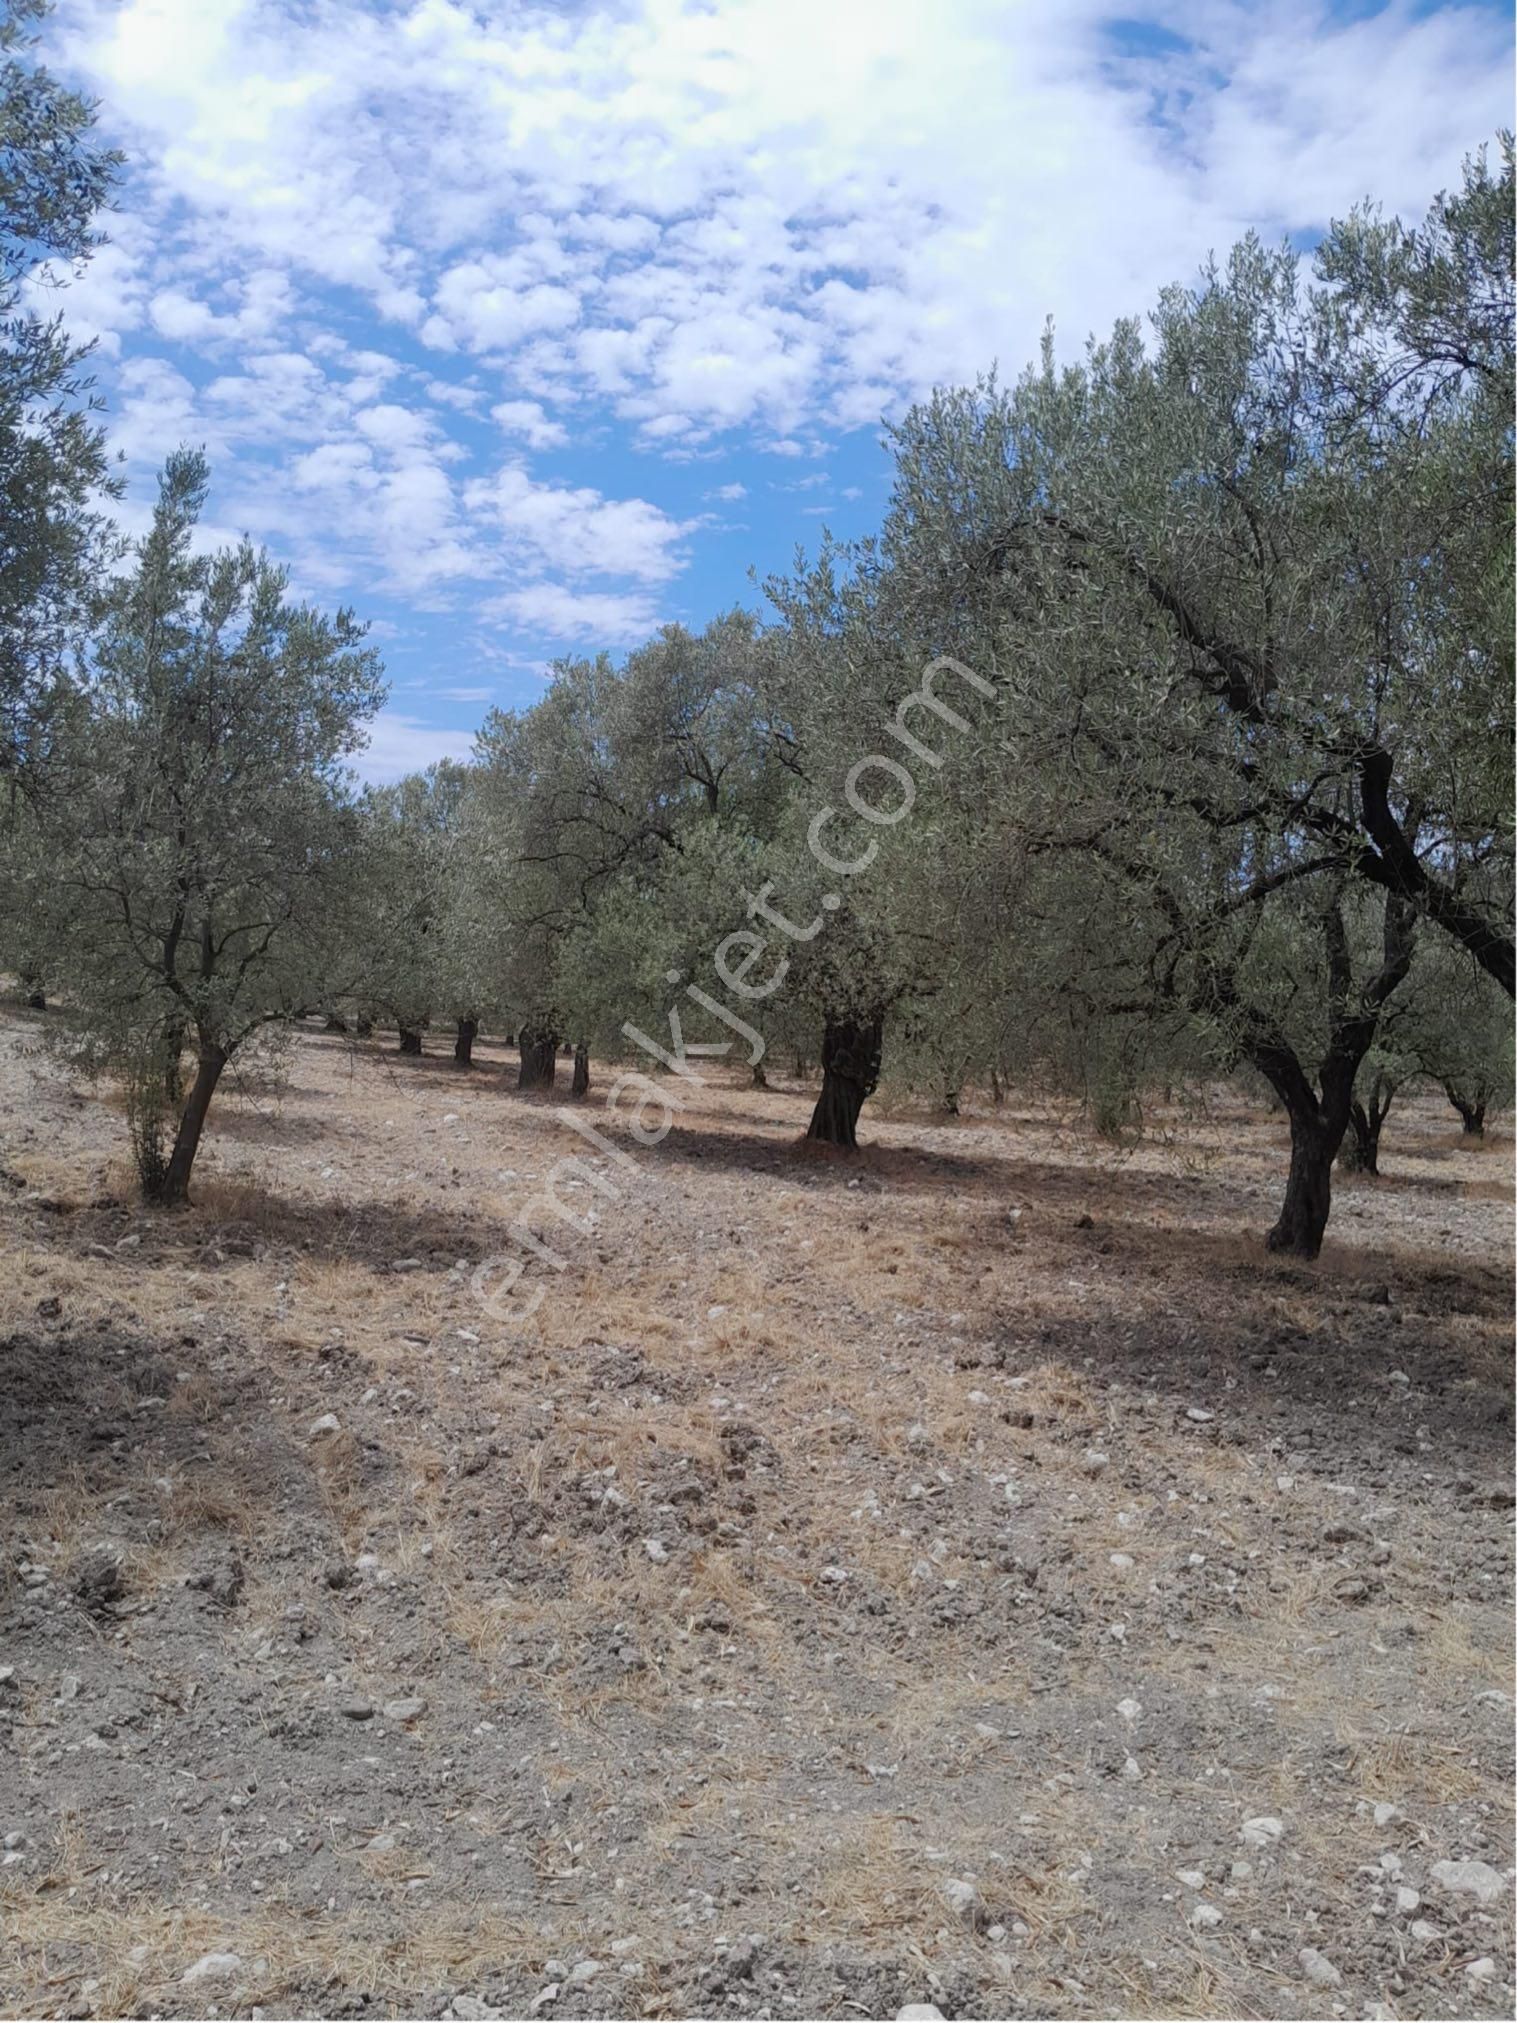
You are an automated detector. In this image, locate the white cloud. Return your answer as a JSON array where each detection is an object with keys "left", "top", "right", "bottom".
[
  {"left": 354, "top": 710, "right": 478, "bottom": 784},
  {"left": 465, "top": 465, "right": 692, "bottom": 583},
  {"left": 63, "top": 0, "right": 1509, "bottom": 451},
  {"left": 491, "top": 398, "right": 569, "bottom": 450},
  {"left": 488, "top": 583, "right": 664, "bottom": 642},
  {"left": 47, "top": 0, "right": 1510, "bottom": 668}
]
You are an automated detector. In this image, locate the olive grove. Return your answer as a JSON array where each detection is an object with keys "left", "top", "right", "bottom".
[{"left": 0, "top": 16, "right": 1508, "bottom": 1263}]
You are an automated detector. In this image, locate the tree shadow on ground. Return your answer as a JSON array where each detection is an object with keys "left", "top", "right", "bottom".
[
  {"left": 642, "top": 1119, "right": 1010, "bottom": 1193},
  {"left": 7, "top": 1177, "right": 504, "bottom": 1277},
  {"left": 994, "top": 1287, "right": 1514, "bottom": 1485}
]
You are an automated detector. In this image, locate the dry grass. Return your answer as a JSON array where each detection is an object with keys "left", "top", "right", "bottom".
[{"left": 0, "top": 1021, "right": 1511, "bottom": 2018}]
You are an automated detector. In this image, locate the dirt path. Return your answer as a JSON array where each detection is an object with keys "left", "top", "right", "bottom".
[{"left": 1, "top": 1015, "right": 1512, "bottom": 2019}]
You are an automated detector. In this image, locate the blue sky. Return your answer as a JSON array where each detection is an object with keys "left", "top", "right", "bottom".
[{"left": 40, "top": 0, "right": 1515, "bottom": 779}]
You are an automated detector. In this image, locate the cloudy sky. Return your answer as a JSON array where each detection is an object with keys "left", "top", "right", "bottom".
[{"left": 42, "top": 0, "right": 1514, "bottom": 777}]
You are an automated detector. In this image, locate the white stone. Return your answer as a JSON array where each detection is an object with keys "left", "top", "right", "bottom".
[
  {"left": 1465, "top": 1958, "right": 1497, "bottom": 1982},
  {"left": 1240, "top": 1815, "right": 1285, "bottom": 1849},
  {"left": 182, "top": 1953, "right": 243, "bottom": 1985},
  {"left": 1116, "top": 1697, "right": 1142, "bottom": 1723},
  {"left": 1429, "top": 1858, "right": 1507, "bottom": 1906},
  {"left": 896, "top": 2008, "right": 946, "bottom": 2022},
  {"left": 1189, "top": 1904, "right": 1223, "bottom": 1929},
  {"left": 308, "top": 1414, "right": 341, "bottom": 1440},
  {"left": 643, "top": 1538, "right": 668, "bottom": 1563},
  {"left": 1298, "top": 1948, "right": 1341, "bottom": 1989},
  {"left": 942, "top": 1877, "right": 978, "bottom": 1920},
  {"left": 1081, "top": 1449, "right": 1109, "bottom": 1475}
]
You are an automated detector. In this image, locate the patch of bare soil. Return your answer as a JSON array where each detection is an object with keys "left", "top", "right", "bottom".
[{"left": 0, "top": 1016, "right": 1512, "bottom": 2020}]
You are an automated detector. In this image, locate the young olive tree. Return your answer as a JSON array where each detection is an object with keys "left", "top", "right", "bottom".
[{"left": 35, "top": 448, "right": 384, "bottom": 1202}]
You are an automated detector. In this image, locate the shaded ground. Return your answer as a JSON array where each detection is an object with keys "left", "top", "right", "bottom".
[{"left": 0, "top": 1016, "right": 1512, "bottom": 2021}]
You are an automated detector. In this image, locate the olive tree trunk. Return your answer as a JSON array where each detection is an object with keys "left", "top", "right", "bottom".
[
  {"left": 805, "top": 1014, "right": 884, "bottom": 1150},
  {"left": 154, "top": 1044, "right": 227, "bottom": 1207},
  {"left": 397, "top": 1025, "right": 423, "bottom": 1055},
  {"left": 454, "top": 1016, "right": 477, "bottom": 1067},
  {"left": 570, "top": 1043, "right": 590, "bottom": 1097},
  {"left": 1442, "top": 1081, "right": 1487, "bottom": 1137},
  {"left": 518, "top": 1025, "right": 559, "bottom": 1091}
]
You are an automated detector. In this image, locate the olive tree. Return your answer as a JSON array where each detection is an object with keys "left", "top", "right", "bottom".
[
  {"left": 0, "top": 0, "right": 122, "bottom": 779},
  {"left": 869, "top": 143, "right": 1509, "bottom": 1255},
  {"left": 33, "top": 448, "right": 384, "bottom": 1202}
]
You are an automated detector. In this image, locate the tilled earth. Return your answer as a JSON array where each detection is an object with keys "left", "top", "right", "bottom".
[{"left": 0, "top": 1014, "right": 1512, "bottom": 2020}]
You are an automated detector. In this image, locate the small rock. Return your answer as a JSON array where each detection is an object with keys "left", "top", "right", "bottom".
[
  {"left": 1116, "top": 1697, "right": 1142, "bottom": 1723},
  {"left": 182, "top": 1953, "right": 243, "bottom": 1985},
  {"left": 1395, "top": 1886, "right": 1420, "bottom": 1913},
  {"left": 644, "top": 1538, "right": 668, "bottom": 1563},
  {"left": 1185, "top": 1407, "right": 1214, "bottom": 1423},
  {"left": 339, "top": 1698, "right": 374, "bottom": 1721},
  {"left": 943, "top": 1876, "right": 979, "bottom": 1921},
  {"left": 308, "top": 1414, "right": 342, "bottom": 1440},
  {"left": 1429, "top": 1857, "right": 1507, "bottom": 1905},
  {"left": 1465, "top": 1958, "right": 1497, "bottom": 1982},
  {"left": 897, "top": 2008, "right": 946, "bottom": 2022},
  {"left": 1298, "top": 1948, "right": 1341, "bottom": 1989},
  {"left": 73, "top": 1548, "right": 124, "bottom": 1612},
  {"left": 1240, "top": 1816, "right": 1284, "bottom": 1849},
  {"left": 1190, "top": 1904, "right": 1223, "bottom": 1929},
  {"left": 1409, "top": 1920, "right": 1439, "bottom": 1942},
  {"left": 391, "top": 1258, "right": 424, "bottom": 1273},
  {"left": 1082, "top": 1449, "right": 1109, "bottom": 1476},
  {"left": 1372, "top": 1802, "right": 1400, "bottom": 1827},
  {"left": 567, "top": 1960, "right": 602, "bottom": 1984},
  {"left": 383, "top": 1697, "right": 426, "bottom": 1723}
]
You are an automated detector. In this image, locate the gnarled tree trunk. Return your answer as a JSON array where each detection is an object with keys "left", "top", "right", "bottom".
[
  {"left": 571, "top": 1043, "right": 590, "bottom": 1097},
  {"left": 518, "top": 1025, "right": 559, "bottom": 1091},
  {"left": 805, "top": 1013, "right": 884, "bottom": 1149},
  {"left": 324, "top": 1012, "right": 348, "bottom": 1033},
  {"left": 1340, "top": 1076, "right": 1395, "bottom": 1177},
  {"left": 1442, "top": 1081, "right": 1487, "bottom": 1137},
  {"left": 1267, "top": 1103, "right": 1339, "bottom": 1257},
  {"left": 454, "top": 1016, "right": 477, "bottom": 1067},
  {"left": 154, "top": 1043, "right": 227, "bottom": 1207},
  {"left": 397, "top": 1025, "right": 423, "bottom": 1055}
]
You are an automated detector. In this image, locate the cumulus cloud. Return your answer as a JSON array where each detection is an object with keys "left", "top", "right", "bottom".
[
  {"left": 491, "top": 398, "right": 569, "bottom": 450},
  {"left": 354, "top": 710, "right": 478, "bottom": 784},
  {"left": 47, "top": 0, "right": 1510, "bottom": 684},
  {"left": 464, "top": 465, "right": 692, "bottom": 583}
]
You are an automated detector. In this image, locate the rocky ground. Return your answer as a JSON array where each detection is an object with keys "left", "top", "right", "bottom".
[{"left": 0, "top": 1008, "right": 1512, "bottom": 2021}]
